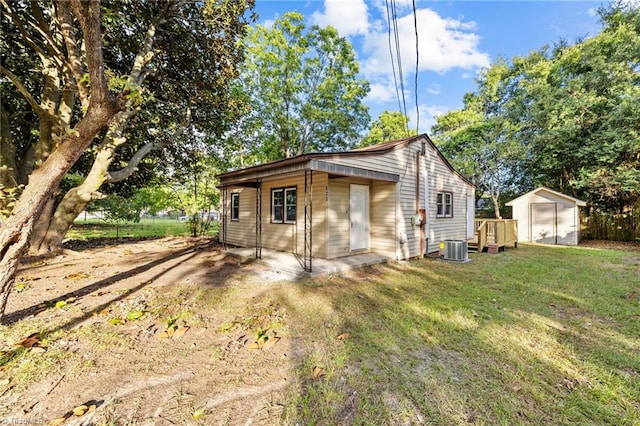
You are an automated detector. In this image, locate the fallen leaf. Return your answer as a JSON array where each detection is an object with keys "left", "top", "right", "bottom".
[
  {"left": 262, "top": 336, "right": 281, "bottom": 350},
  {"left": 16, "top": 333, "right": 39, "bottom": 348},
  {"left": 512, "top": 383, "right": 522, "bottom": 392},
  {"left": 0, "top": 378, "right": 10, "bottom": 386},
  {"left": 49, "top": 413, "right": 71, "bottom": 425},
  {"left": 108, "top": 318, "right": 123, "bottom": 326},
  {"left": 337, "top": 333, "right": 350, "bottom": 340},
  {"left": 248, "top": 337, "right": 266, "bottom": 350},
  {"left": 73, "top": 405, "right": 88, "bottom": 416},
  {"left": 31, "top": 346, "right": 47, "bottom": 354},
  {"left": 172, "top": 325, "right": 190, "bottom": 338},
  {"left": 193, "top": 407, "right": 206, "bottom": 420},
  {"left": 126, "top": 310, "right": 144, "bottom": 321},
  {"left": 55, "top": 300, "right": 68, "bottom": 309},
  {"left": 312, "top": 366, "right": 325, "bottom": 379}
]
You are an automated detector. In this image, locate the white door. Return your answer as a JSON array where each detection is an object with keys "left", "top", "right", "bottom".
[
  {"left": 466, "top": 194, "right": 475, "bottom": 239},
  {"left": 530, "top": 203, "right": 557, "bottom": 244},
  {"left": 350, "top": 184, "right": 369, "bottom": 251}
]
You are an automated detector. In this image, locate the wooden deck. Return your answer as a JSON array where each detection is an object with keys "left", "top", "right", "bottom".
[{"left": 469, "top": 219, "right": 518, "bottom": 253}]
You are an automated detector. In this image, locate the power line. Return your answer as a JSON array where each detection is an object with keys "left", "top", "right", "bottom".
[
  {"left": 384, "top": 0, "right": 403, "bottom": 116},
  {"left": 412, "top": 0, "right": 419, "bottom": 134}
]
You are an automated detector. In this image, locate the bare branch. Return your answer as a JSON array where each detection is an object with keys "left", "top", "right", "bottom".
[
  {"left": 1, "top": 0, "right": 47, "bottom": 57},
  {"left": 56, "top": 1, "right": 89, "bottom": 108},
  {"left": 0, "top": 65, "right": 54, "bottom": 122},
  {"left": 69, "top": 0, "right": 114, "bottom": 109},
  {"left": 107, "top": 108, "right": 192, "bottom": 183}
]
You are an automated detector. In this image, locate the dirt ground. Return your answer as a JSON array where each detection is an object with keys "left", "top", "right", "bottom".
[
  {"left": 0, "top": 237, "right": 306, "bottom": 425},
  {"left": 1, "top": 237, "right": 638, "bottom": 425}
]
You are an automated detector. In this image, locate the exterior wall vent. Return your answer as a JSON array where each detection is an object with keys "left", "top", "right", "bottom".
[{"left": 443, "top": 240, "right": 468, "bottom": 262}]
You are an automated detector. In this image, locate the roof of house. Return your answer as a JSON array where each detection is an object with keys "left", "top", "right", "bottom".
[
  {"left": 216, "top": 134, "right": 475, "bottom": 187},
  {"left": 505, "top": 186, "right": 587, "bottom": 206}
]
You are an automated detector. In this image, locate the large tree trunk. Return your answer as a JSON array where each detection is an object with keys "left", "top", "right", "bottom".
[{"left": 0, "top": 0, "right": 122, "bottom": 321}]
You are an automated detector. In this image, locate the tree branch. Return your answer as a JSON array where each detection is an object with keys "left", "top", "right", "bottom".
[
  {"left": 70, "top": 0, "right": 114, "bottom": 109},
  {"left": 0, "top": 66, "right": 54, "bottom": 122},
  {"left": 106, "top": 108, "right": 192, "bottom": 183},
  {"left": 56, "top": 1, "right": 89, "bottom": 108},
  {"left": 0, "top": 0, "right": 47, "bottom": 58}
]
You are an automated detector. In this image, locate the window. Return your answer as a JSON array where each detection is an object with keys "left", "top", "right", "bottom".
[
  {"left": 231, "top": 193, "right": 239, "bottom": 221},
  {"left": 271, "top": 187, "right": 296, "bottom": 223},
  {"left": 436, "top": 192, "right": 453, "bottom": 218}
]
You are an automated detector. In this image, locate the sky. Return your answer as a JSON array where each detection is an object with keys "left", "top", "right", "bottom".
[{"left": 252, "top": 0, "right": 610, "bottom": 134}]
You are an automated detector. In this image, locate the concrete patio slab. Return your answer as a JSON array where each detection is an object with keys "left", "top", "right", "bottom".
[{"left": 225, "top": 247, "right": 389, "bottom": 278}]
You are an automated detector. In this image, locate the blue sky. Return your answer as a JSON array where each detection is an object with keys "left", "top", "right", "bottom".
[{"left": 253, "top": 0, "right": 608, "bottom": 134}]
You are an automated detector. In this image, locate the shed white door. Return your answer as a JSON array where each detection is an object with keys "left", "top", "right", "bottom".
[
  {"left": 350, "top": 184, "right": 369, "bottom": 251},
  {"left": 530, "top": 203, "right": 557, "bottom": 244},
  {"left": 466, "top": 194, "right": 475, "bottom": 239}
]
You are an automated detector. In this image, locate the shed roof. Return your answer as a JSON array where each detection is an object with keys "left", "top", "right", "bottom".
[
  {"left": 505, "top": 186, "right": 587, "bottom": 207},
  {"left": 216, "top": 134, "right": 474, "bottom": 187}
]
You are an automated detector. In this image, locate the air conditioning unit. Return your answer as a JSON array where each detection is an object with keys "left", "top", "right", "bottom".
[{"left": 442, "top": 240, "right": 468, "bottom": 262}]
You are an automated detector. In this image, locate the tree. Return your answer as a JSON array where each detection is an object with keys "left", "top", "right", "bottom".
[
  {"left": 359, "top": 111, "right": 416, "bottom": 147},
  {"left": 230, "top": 11, "right": 370, "bottom": 164},
  {"left": 0, "top": 0, "right": 253, "bottom": 320},
  {"left": 432, "top": 62, "right": 526, "bottom": 219},
  {"left": 510, "top": 4, "right": 640, "bottom": 211},
  {"left": 0, "top": 0, "right": 124, "bottom": 319},
  {"left": 13, "top": 1, "right": 252, "bottom": 255}
]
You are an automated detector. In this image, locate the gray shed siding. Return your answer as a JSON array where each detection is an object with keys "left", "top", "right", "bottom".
[{"left": 508, "top": 189, "right": 583, "bottom": 245}]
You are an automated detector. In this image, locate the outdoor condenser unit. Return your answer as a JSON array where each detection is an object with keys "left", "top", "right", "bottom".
[{"left": 442, "top": 240, "right": 468, "bottom": 262}]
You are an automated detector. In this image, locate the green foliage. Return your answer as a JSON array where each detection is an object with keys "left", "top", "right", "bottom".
[
  {"left": 359, "top": 111, "right": 416, "bottom": 147},
  {"left": 433, "top": 4, "right": 640, "bottom": 214},
  {"left": 225, "top": 11, "right": 370, "bottom": 166},
  {"left": 432, "top": 60, "right": 527, "bottom": 218}
]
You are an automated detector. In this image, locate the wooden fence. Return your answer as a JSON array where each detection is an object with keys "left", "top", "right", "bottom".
[{"left": 581, "top": 210, "right": 640, "bottom": 241}]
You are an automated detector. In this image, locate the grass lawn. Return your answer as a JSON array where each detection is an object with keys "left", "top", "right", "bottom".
[
  {"left": 67, "top": 217, "right": 218, "bottom": 240},
  {"left": 274, "top": 243, "right": 640, "bottom": 424},
  {"left": 1, "top": 242, "right": 638, "bottom": 424}
]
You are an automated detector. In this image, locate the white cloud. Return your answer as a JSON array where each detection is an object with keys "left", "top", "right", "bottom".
[
  {"left": 367, "top": 81, "right": 397, "bottom": 103},
  {"left": 311, "top": 0, "right": 370, "bottom": 37},
  {"left": 427, "top": 83, "right": 440, "bottom": 95},
  {"left": 409, "top": 104, "right": 451, "bottom": 134},
  {"left": 362, "top": 8, "right": 490, "bottom": 77},
  {"left": 587, "top": 7, "right": 598, "bottom": 17}
]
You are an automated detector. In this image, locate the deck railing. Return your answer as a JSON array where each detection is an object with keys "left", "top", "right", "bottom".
[{"left": 474, "top": 219, "right": 518, "bottom": 253}]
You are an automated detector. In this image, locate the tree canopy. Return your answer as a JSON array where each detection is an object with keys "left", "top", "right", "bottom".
[
  {"left": 432, "top": 3, "right": 640, "bottom": 214},
  {"left": 0, "top": 0, "right": 254, "bottom": 320},
  {"left": 359, "top": 111, "right": 416, "bottom": 148},
  {"left": 225, "top": 11, "right": 370, "bottom": 166}
]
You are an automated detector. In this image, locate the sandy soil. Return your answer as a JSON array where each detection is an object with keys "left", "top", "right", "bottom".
[{"left": 0, "top": 237, "right": 297, "bottom": 425}]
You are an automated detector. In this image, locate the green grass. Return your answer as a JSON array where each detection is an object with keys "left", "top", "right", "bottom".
[
  {"left": 67, "top": 217, "right": 219, "bottom": 240},
  {"left": 271, "top": 244, "right": 640, "bottom": 425},
  {"left": 2, "top": 242, "right": 637, "bottom": 424}
]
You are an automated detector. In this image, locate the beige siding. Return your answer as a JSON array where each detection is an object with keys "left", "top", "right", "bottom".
[
  {"left": 327, "top": 137, "right": 475, "bottom": 258},
  {"left": 224, "top": 173, "right": 328, "bottom": 257},
  {"left": 225, "top": 187, "right": 256, "bottom": 247},
  {"left": 327, "top": 179, "right": 351, "bottom": 258},
  {"left": 370, "top": 181, "right": 397, "bottom": 258}
]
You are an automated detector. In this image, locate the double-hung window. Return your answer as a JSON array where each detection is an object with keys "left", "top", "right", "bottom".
[
  {"left": 436, "top": 192, "right": 453, "bottom": 218},
  {"left": 231, "top": 193, "right": 240, "bottom": 221},
  {"left": 272, "top": 187, "right": 296, "bottom": 223}
]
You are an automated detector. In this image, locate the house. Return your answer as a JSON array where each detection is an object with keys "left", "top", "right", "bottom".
[
  {"left": 505, "top": 186, "right": 586, "bottom": 246},
  {"left": 216, "top": 134, "right": 476, "bottom": 272}
]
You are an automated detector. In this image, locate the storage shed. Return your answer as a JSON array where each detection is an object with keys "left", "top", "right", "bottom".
[
  {"left": 505, "top": 187, "right": 586, "bottom": 245},
  {"left": 216, "top": 134, "right": 476, "bottom": 272}
]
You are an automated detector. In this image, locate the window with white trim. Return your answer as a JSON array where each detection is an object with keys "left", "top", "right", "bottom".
[
  {"left": 231, "top": 193, "right": 240, "bottom": 221},
  {"left": 271, "top": 187, "right": 296, "bottom": 223},
  {"left": 436, "top": 192, "right": 453, "bottom": 218}
]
